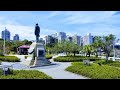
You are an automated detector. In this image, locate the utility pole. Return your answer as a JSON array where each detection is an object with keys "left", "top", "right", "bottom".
[
  {"left": 113, "top": 41, "right": 115, "bottom": 61},
  {"left": 3, "top": 27, "right": 6, "bottom": 55}
]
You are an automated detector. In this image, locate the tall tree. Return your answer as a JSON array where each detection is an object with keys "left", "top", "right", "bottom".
[
  {"left": 101, "top": 34, "right": 116, "bottom": 61},
  {"left": 92, "top": 36, "right": 103, "bottom": 57},
  {"left": 69, "top": 42, "right": 81, "bottom": 56}
]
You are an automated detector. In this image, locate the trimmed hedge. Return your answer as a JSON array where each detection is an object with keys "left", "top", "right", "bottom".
[
  {"left": 94, "top": 60, "right": 120, "bottom": 68},
  {"left": 53, "top": 56, "right": 101, "bottom": 62},
  {"left": 0, "top": 56, "right": 20, "bottom": 62},
  {"left": 24, "top": 55, "right": 53, "bottom": 59},
  {"left": 46, "top": 55, "right": 53, "bottom": 59},
  {"left": 0, "top": 70, "right": 52, "bottom": 79},
  {"left": 66, "top": 62, "right": 120, "bottom": 79}
]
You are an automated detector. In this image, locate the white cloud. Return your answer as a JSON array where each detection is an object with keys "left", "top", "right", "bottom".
[
  {"left": 0, "top": 21, "right": 57, "bottom": 41},
  {"left": 61, "top": 11, "right": 118, "bottom": 24},
  {"left": 0, "top": 11, "right": 120, "bottom": 41},
  {"left": 46, "top": 11, "right": 62, "bottom": 18}
]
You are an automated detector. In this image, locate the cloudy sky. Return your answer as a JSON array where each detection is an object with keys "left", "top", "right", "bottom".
[{"left": 0, "top": 11, "right": 120, "bottom": 41}]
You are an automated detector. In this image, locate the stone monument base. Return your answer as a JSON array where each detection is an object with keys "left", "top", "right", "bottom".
[
  {"left": 33, "top": 57, "right": 51, "bottom": 67},
  {"left": 21, "top": 40, "right": 51, "bottom": 67}
]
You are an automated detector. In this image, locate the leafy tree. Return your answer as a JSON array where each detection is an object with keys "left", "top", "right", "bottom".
[
  {"left": 83, "top": 45, "right": 94, "bottom": 57},
  {"left": 69, "top": 42, "right": 81, "bottom": 56},
  {"left": 92, "top": 36, "right": 103, "bottom": 57},
  {"left": 101, "top": 34, "right": 116, "bottom": 61}
]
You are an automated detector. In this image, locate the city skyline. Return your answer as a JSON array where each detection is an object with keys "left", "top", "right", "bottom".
[{"left": 0, "top": 11, "right": 120, "bottom": 40}]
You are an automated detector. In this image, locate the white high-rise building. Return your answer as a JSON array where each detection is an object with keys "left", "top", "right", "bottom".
[
  {"left": 72, "top": 34, "right": 81, "bottom": 46},
  {"left": 83, "top": 33, "right": 93, "bottom": 46},
  {"left": 58, "top": 32, "right": 66, "bottom": 43}
]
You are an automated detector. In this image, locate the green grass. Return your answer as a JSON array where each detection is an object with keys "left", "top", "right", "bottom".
[
  {"left": 94, "top": 60, "right": 120, "bottom": 68},
  {"left": 53, "top": 56, "right": 101, "bottom": 62},
  {"left": 0, "top": 69, "right": 52, "bottom": 79},
  {"left": 66, "top": 62, "right": 120, "bottom": 79},
  {"left": 0, "top": 56, "right": 20, "bottom": 62}
]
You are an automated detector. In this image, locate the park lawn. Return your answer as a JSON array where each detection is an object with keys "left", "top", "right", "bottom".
[
  {"left": 94, "top": 60, "right": 120, "bottom": 68},
  {"left": 66, "top": 62, "right": 120, "bottom": 79},
  {"left": 0, "top": 69, "right": 52, "bottom": 79}
]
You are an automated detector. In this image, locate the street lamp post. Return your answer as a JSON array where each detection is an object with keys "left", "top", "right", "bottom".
[
  {"left": 113, "top": 41, "right": 115, "bottom": 61},
  {"left": 3, "top": 27, "right": 6, "bottom": 55}
]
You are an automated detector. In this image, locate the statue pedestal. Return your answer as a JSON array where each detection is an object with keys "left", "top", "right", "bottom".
[{"left": 21, "top": 40, "right": 51, "bottom": 67}]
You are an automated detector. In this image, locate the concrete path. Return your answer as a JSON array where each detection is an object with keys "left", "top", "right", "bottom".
[{"left": 1, "top": 54, "right": 89, "bottom": 79}]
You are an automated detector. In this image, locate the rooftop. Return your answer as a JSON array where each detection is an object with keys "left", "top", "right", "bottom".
[{"left": 18, "top": 45, "right": 30, "bottom": 48}]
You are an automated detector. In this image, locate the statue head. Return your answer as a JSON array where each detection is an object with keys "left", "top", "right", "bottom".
[{"left": 36, "top": 23, "right": 38, "bottom": 26}]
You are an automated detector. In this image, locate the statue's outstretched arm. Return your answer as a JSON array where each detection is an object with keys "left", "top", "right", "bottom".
[{"left": 29, "top": 50, "right": 34, "bottom": 54}]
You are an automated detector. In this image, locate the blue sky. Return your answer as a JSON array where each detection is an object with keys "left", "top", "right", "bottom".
[{"left": 0, "top": 11, "right": 120, "bottom": 40}]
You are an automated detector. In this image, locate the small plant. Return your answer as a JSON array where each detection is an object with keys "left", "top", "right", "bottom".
[{"left": 25, "top": 56, "right": 28, "bottom": 59}]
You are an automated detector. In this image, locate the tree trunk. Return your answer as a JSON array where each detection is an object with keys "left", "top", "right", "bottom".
[
  {"left": 106, "top": 53, "right": 109, "bottom": 62},
  {"left": 74, "top": 51, "right": 75, "bottom": 56},
  {"left": 66, "top": 51, "right": 67, "bottom": 56},
  {"left": 88, "top": 52, "right": 90, "bottom": 57},
  {"left": 95, "top": 52, "right": 98, "bottom": 57}
]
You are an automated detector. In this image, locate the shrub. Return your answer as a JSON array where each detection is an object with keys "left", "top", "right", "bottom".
[
  {"left": 0, "top": 69, "right": 2, "bottom": 75},
  {"left": 9, "top": 52, "right": 15, "bottom": 55},
  {"left": 45, "top": 55, "right": 53, "bottom": 59},
  {"left": 66, "top": 62, "right": 120, "bottom": 79},
  {"left": 0, "top": 70, "right": 52, "bottom": 79},
  {"left": 25, "top": 55, "right": 28, "bottom": 59},
  {"left": 53, "top": 56, "right": 101, "bottom": 62},
  {"left": 0, "top": 56, "right": 20, "bottom": 62}
]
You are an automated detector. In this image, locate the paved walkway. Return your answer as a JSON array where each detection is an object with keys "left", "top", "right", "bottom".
[{"left": 1, "top": 54, "right": 89, "bottom": 79}]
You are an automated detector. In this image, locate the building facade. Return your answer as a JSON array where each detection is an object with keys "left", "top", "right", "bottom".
[
  {"left": 72, "top": 34, "right": 81, "bottom": 45},
  {"left": 13, "top": 34, "right": 19, "bottom": 41},
  {"left": 1, "top": 28, "right": 10, "bottom": 41},
  {"left": 44, "top": 35, "right": 57, "bottom": 45},
  {"left": 58, "top": 32, "right": 66, "bottom": 43},
  {"left": 83, "top": 33, "right": 93, "bottom": 46},
  {"left": 66, "top": 35, "right": 73, "bottom": 42}
]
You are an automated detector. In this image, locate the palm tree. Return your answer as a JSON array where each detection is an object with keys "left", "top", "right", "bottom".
[{"left": 83, "top": 45, "right": 94, "bottom": 57}]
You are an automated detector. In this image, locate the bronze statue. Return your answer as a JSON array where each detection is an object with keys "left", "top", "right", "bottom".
[{"left": 35, "top": 23, "right": 40, "bottom": 42}]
